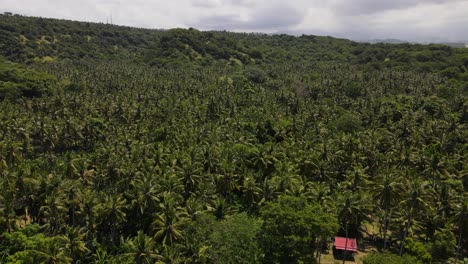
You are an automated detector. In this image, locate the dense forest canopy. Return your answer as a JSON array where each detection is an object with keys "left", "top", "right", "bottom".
[{"left": 0, "top": 13, "right": 467, "bottom": 264}]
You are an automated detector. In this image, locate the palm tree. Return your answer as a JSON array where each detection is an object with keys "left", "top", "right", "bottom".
[
  {"left": 0, "top": 179, "right": 16, "bottom": 233},
  {"left": 343, "top": 163, "right": 370, "bottom": 191},
  {"left": 259, "top": 178, "right": 279, "bottom": 205},
  {"left": 40, "top": 192, "right": 68, "bottom": 234},
  {"left": 452, "top": 197, "right": 468, "bottom": 264},
  {"left": 207, "top": 196, "right": 237, "bottom": 220},
  {"left": 398, "top": 175, "right": 430, "bottom": 256},
  {"left": 241, "top": 176, "right": 262, "bottom": 212},
  {"left": 175, "top": 151, "right": 203, "bottom": 199},
  {"left": 334, "top": 188, "right": 370, "bottom": 264},
  {"left": 434, "top": 180, "right": 457, "bottom": 222},
  {"left": 157, "top": 166, "right": 184, "bottom": 196},
  {"left": 62, "top": 180, "right": 82, "bottom": 227},
  {"left": 184, "top": 196, "right": 206, "bottom": 220},
  {"left": 93, "top": 247, "right": 114, "bottom": 264},
  {"left": 32, "top": 236, "right": 73, "bottom": 264},
  {"left": 299, "top": 151, "right": 334, "bottom": 183},
  {"left": 128, "top": 174, "right": 160, "bottom": 217},
  {"left": 77, "top": 188, "right": 97, "bottom": 239},
  {"left": 122, "top": 231, "right": 163, "bottom": 264},
  {"left": 306, "top": 182, "right": 341, "bottom": 227},
  {"left": 248, "top": 143, "right": 277, "bottom": 178},
  {"left": 94, "top": 194, "right": 128, "bottom": 245},
  {"left": 212, "top": 158, "right": 241, "bottom": 197},
  {"left": 152, "top": 195, "right": 187, "bottom": 247},
  {"left": 370, "top": 171, "right": 403, "bottom": 249},
  {"left": 271, "top": 160, "right": 301, "bottom": 193},
  {"left": 420, "top": 180, "right": 458, "bottom": 239},
  {"left": 60, "top": 226, "right": 89, "bottom": 262}
]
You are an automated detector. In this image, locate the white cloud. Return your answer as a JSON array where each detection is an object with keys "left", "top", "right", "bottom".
[
  {"left": 328, "top": 0, "right": 463, "bottom": 16},
  {"left": 0, "top": 0, "right": 467, "bottom": 42},
  {"left": 344, "top": 0, "right": 468, "bottom": 41}
]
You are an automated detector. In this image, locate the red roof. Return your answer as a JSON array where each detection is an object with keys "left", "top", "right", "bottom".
[{"left": 334, "top": 237, "right": 358, "bottom": 252}]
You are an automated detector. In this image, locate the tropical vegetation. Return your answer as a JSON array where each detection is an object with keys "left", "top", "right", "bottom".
[{"left": 0, "top": 13, "right": 467, "bottom": 263}]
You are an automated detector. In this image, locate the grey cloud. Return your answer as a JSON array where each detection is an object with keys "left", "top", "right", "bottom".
[
  {"left": 192, "top": 0, "right": 219, "bottom": 8},
  {"left": 1, "top": 0, "right": 467, "bottom": 42},
  {"left": 225, "top": 0, "right": 255, "bottom": 6},
  {"left": 331, "top": 0, "right": 463, "bottom": 16},
  {"left": 251, "top": 4, "right": 304, "bottom": 29},
  {"left": 191, "top": 0, "right": 255, "bottom": 8},
  {"left": 198, "top": 14, "right": 241, "bottom": 29},
  {"left": 197, "top": 3, "right": 306, "bottom": 31}
]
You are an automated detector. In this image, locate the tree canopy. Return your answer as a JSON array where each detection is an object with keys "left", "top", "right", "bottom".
[{"left": 0, "top": 13, "right": 467, "bottom": 264}]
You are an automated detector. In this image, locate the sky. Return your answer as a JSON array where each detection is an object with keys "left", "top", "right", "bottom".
[{"left": 1, "top": 0, "right": 468, "bottom": 42}]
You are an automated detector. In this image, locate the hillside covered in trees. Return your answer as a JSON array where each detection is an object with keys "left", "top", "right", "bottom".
[{"left": 0, "top": 13, "right": 467, "bottom": 264}]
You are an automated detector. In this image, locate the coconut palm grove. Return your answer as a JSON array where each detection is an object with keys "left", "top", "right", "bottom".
[{"left": 0, "top": 13, "right": 467, "bottom": 264}]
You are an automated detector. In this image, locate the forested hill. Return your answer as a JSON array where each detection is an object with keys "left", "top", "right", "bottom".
[
  {"left": 0, "top": 13, "right": 467, "bottom": 264},
  {"left": 1, "top": 14, "right": 468, "bottom": 75}
]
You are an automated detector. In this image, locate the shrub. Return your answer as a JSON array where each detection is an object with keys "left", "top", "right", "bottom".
[
  {"left": 430, "top": 229, "right": 456, "bottom": 262},
  {"left": 332, "top": 112, "right": 363, "bottom": 133},
  {"left": 404, "top": 238, "right": 432, "bottom": 263},
  {"left": 243, "top": 67, "right": 267, "bottom": 84},
  {"left": 0, "top": 58, "right": 56, "bottom": 100},
  {"left": 363, "top": 253, "right": 422, "bottom": 264}
]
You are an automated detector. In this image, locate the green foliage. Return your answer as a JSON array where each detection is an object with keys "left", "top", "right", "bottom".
[
  {"left": 0, "top": 224, "right": 72, "bottom": 264},
  {"left": 243, "top": 67, "right": 268, "bottom": 84},
  {"left": 344, "top": 81, "right": 364, "bottom": 99},
  {"left": 259, "top": 196, "right": 338, "bottom": 263},
  {"left": 1, "top": 13, "right": 468, "bottom": 95},
  {"left": 208, "top": 213, "right": 263, "bottom": 264},
  {"left": 404, "top": 238, "right": 432, "bottom": 263},
  {"left": 0, "top": 57, "right": 56, "bottom": 100},
  {"left": 145, "top": 28, "right": 262, "bottom": 66},
  {"left": 331, "top": 112, "right": 363, "bottom": 133},
  {"left": 430, "top": 228, "right": 457, "bottom": 262},
  {"left": 363, "top": 253, "right": 422, "bottom": 264},
  {"left": 0, "top": 224, "right": 43, "bottom": 256},
  {"left": 0, "top": 13, "right": 467, "bottom": 264},
  {"left": 184, "top": 213, "right": 262, "bottom": 263},
  {"left": 121, "top": 231, "right": 163, "bottom": 264}
]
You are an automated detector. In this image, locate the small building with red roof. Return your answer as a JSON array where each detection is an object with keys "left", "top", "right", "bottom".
[{"left": 333, "top": 236, "right": 358, "bottom": 252}]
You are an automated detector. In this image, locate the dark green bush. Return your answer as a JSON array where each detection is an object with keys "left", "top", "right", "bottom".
[
  {"left": 0, "top": 57, "right": 56, "bottom": 100},
  {"left": 332, "top": 112, "right": 363, "bottom": 133},
  {"left": 363, "top": 253, "right": 422, "bottom": 264}
]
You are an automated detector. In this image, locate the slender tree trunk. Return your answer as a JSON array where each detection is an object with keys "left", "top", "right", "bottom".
[
  {"left": 399, "top": 221, "right": 409, "bottom": 256},
  {"left": 400, "top": 211, "right": 412, "bottom": 256},
  {"left": 71, "top": 248, "right": 75, "bottom": 264},
  {"left": 315, "top": 238, "right": 321, "bottom": 264},
  {"left": 383, "top": 205, "right": 389, "bottom": 250},
  {"left": 343, "top": 221, "right": 348, "bottom": 264},
  {"left": 6, "top": 214, "right": 11, "bottom": 233},
  {"left": 455, "top": 225, "right": 463, "bottom": 264},
  {"left": 70, "top": 205, "right": 75, "bottom": 227},
  {"left": 111, "top": 225, "right": 116, "bottom": 245},
  {"left": 318, "top": 245, "right": 322, "bottom": 264}
]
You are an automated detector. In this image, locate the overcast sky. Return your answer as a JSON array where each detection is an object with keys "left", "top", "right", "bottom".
[{"left": 1, "top": 0, "right": 467, "bottom": 42}]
